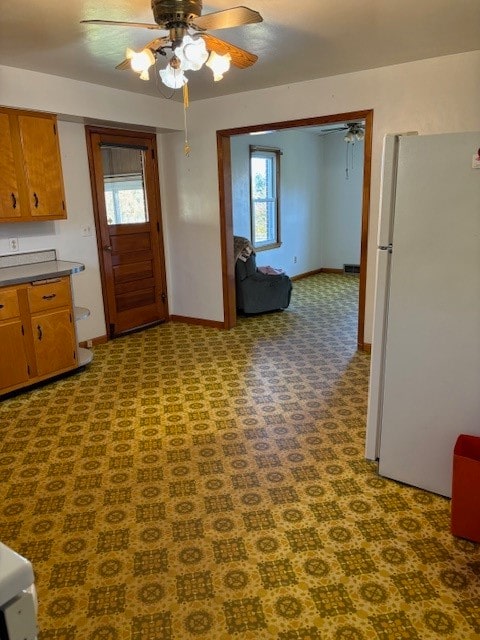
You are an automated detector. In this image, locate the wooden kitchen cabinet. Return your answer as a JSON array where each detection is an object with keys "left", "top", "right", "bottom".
[
  {"left": 0, "top": 107, "right": 67, "bottom": 222},
  {"left": 0, "top": 277, "right": 78, "bottom": 395},
  {"left": 0, "top": 287, "right": 30, "bottom": 389}
]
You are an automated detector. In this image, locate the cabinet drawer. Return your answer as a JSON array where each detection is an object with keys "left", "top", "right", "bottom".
[
  {"left": 28, "top": 278, "right": 71, "bottom": 313},
  {"left": 0, "top": 288, "right": 20, "bottom": 320}
]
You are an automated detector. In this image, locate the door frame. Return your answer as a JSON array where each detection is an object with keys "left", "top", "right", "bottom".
[
  {"left": 216, "top": 109, "right": 373, "bottom": 350},
  {"left": 85, "top": 125, "right": 169, "bottom": 338}
]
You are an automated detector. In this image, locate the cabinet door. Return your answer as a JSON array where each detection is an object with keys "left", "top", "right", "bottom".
[
  {"left": 31, "top": 308, "right": 76, "bottom": 377},
  {"left": 18, "top": 114, "right": 66, "bottom": 219},
  {"left": 0, "top": 320, "right": 29, "bottom": 390},
  {"left": 0, "top": 113, "right": 22, "bottom": 219}
]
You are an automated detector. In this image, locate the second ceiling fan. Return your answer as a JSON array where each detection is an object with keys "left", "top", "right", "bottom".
[{"left": 82, "top": 0, "right": 263, "bottom": 88}]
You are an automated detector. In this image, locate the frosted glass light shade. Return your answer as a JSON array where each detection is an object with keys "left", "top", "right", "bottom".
[
  {"left": 129, "top": 48, "right": 155, "bottom": 74},
  {"left": 206, "top": 51, "right": 231, "bottom": 81},
  {"left": 159, "top": 64, "right": 188, "bottom": 89},
  {"left": 176, "top": 35, "right": 208, "bottom": 71}
]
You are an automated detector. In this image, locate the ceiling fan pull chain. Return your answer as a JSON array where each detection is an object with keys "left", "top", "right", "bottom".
[{"left": 183, "top": 83, "right": 191, "bottom": 156}]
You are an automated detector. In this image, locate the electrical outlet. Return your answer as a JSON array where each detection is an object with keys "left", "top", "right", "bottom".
[
  {"left": 86, "top": 339, "right": 93, "bottom": 348},
  {"left": 293, "top": 256, "right": 297, "bottom": 264},
  {"left": 8, "top": 238, "right": 19, "bottom": 252},
  {"left": 81, "top": 225, "right": 93, "bottom": 237}
]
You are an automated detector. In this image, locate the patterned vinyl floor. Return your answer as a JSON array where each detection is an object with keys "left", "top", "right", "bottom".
[{"left": 0, "top": 273, "right": 479, "bottom": 640}]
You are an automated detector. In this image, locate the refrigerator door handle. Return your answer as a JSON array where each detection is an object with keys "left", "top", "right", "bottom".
[{"left": 379, "top": 244, "right": 393, "bottom": 253}]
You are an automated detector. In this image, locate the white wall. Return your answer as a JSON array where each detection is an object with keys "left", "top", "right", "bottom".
[
  {"left": 1, "top": 52, "right": 479, "bottom": 341},
  {"left": 231, "top": 129, "right": 324, "bottom": 276},
  {"left": 322, "top": 132, "right": 364, "bottom": 269},
  {"left": 230, "top": 129, "right": 363, "bottom": 275},
  {"left": 0, "top": 65, "right": 184, "bottom": 341},
  {"left": 159, "top": 50, "right": 480, "bottom": 339}
]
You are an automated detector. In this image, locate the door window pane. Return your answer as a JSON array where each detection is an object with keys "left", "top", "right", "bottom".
[{"left": 101, "top": 146, "right": 149, "bottom": 224}]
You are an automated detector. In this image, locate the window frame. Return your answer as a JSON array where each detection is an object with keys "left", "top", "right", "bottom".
[{"left": 249, "top": 145, "right": 282, "bottom": 251}]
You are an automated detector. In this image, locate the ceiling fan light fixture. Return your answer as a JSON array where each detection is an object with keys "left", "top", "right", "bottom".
[
  {"left": 206, "top": 51, "right": 231, "bottom": 81},
  {"left": 128, "top": 47, "right": 156, "bottom": 75},
  {"left": 176, "top": 35, "right": 209, "bottom": 71},
  {"left": 344, "top": 130, "right": 355, "bottom": 143},
  {"left": 355, "top": 129, "right": 365, "bottom": 141},
  {"left": 160, "top": 63, "right": 188, "bottom": 88}
]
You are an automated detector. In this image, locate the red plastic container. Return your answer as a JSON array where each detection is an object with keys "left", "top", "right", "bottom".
[{"left": 451, "top": 434, "right": 480, "bottom": 543}]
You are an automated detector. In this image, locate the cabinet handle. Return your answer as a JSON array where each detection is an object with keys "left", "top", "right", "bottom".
[
  {"left": 37, "top": 325, "right": 43, "bottom": 341},
  {"left": 0, "top": 304, "right": 4, "bottom": 309},
  {"left": 42, "top": 294, "right": 56, "bottom": 300},
  {"left": 33, "top": 192, "right": 39, "bottom": 208},
  {"left": 11, "top": 193, "right": 17, "bottom": 209}
]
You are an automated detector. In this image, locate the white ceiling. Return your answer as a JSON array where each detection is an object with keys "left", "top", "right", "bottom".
[{"left": 1, "top": 0, "right": 479, "bottom": 102}]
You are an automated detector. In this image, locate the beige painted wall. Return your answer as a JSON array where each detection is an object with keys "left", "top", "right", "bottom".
[
  {"left": 159, "top": 50, "right": 480, "bottom": 340},
  {"left": 0, "top": 65, "right": 184, "bottom": 341},
  {"left": 1, "top": 51, "right": 479, "bottom": 342}
]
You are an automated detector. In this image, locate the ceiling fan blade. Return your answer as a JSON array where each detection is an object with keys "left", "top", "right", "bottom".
[
  {"left": 81, "top": 19, "right": 166, "bottom": 30},
  {"left": 193, "top": 6, "right": 262, "bottom": 31},
  {"left": 202, "top": 34, "right": 258, "bottom": 69},
  {"left": 115, "top": 37, "right": 169, "bottom": 70},
  {"left": 202, "top": 33, "right": 258, "bottom": 69}
]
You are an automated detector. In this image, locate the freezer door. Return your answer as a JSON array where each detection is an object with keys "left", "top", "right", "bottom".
[{"left": 378, "top": 132, "right": 480, "bottom": 497}]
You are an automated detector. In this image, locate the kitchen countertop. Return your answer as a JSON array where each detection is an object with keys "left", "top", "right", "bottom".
[{"left": 0, "top": 260, "right": 85, "bottom": 287}]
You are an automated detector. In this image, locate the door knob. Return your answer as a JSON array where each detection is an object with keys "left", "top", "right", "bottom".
[{"left": 104, "top": 245, "right": 112, "bottom": 252}]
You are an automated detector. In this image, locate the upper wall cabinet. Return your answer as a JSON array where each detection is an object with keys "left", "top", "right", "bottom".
[{"left": 0, "top": 107, "right": 67, "bottom": 222}]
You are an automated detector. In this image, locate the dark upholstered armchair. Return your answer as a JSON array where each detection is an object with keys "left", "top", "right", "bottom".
[{"left": 234, "top": 242, "right": 292, "bottom": 314}]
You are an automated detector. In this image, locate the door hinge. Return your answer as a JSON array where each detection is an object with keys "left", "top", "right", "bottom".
[
  {"left": 110, "top": 323, "right": 115, "bottom": 336},
  {"left": 27, "top": 364, "right": 30, "bottom": 375},
  {"left": 62, "top": 200, "right": 65, "bottom": 210},
  {"left": 53, "top": 123, "right": 57, "bottom": 135},
  {"left": 161, "top": 292, "right": 167, "bottom": 303},
  {"left": 157, "top": 221, "right": 160, "bottom": 233},
  {"left": 151, "top": 148, "right": 155, "bottom": 160},
  {"left": 21, "top": 325, "right": 24, "bottom": 336}
]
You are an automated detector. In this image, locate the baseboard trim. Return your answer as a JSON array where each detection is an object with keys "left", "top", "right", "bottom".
[
  {"left": 362, "top": 343, "right": 372, "bottom": 354},
  {"left": 170, "top": 315, "right": 224, "bottom": 329},
  {"left": 320, "top": 268, "right": 344, "bottom": 275},
  {"left": 79, "top": 335, "right": 108, "bottom": 348},
  {"left": 290, "top": 268, "right": 358, "bottom": 281},
  {"left": 290, "top": 269, "right": 323, "bottom": 282}
]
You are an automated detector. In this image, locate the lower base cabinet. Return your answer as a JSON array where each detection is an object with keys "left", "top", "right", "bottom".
[
  {"left": 0, "top": 276, "right": 79, "bottom": 395},
  {"left": 0, "top": 319, "right": 30, "bottom": 389}
]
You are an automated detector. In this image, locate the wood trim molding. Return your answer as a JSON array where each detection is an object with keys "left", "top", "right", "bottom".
[
  {"left": 320, "top": 268, "right": 344, "bottom": 275},
  {"left": 363, "top": 343, "right": 372, "bottom": 354},
  {"left": 217, "top": 109, "right": 374, "bottom": 348},
  {"left": 79, "top": 335, "right": 108, "bottom": 348},
  {"left": 170, "top": 315, "right": 224, "bottom": 329},
  {"left": 290, "top": 269, "right": 323, "bottom": 281}
]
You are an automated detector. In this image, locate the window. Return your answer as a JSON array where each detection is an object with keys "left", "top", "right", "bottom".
[
  {"left": 104, "top": 176, "right": 148, "bottom": 225},
  {"left": 101, "top": 146, "right": 149, "bottom": 225},
  {"left": 250, "top": 146, "right": 281, "bottom": 249}
]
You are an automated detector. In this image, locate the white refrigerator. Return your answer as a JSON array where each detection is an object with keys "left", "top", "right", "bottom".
[{"left": 366, "top": 132, "right": 480, "bottom": 497}]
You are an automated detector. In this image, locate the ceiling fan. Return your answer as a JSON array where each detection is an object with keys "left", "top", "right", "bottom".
[
  {"left": 319, "top": 122, "right": 365, "bottom": 142},
  {"left": 81, "top": 0, "right": 263, "bottom": 88}
]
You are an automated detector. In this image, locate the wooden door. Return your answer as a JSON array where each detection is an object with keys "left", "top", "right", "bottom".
[
  {"left": 86, "top": 127, "right": 168, "bottom": 337},
  {"left": 17, "top": 113, "right": 66, "bottom": 219}
]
